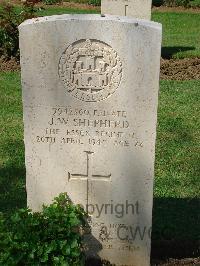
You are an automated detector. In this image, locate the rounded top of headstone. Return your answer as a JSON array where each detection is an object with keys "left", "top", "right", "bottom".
[{"left": 18, "top": 14, "right": 162, "bottom": 31}]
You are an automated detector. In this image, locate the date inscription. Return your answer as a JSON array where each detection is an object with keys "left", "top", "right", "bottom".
[{"left": 35, "top": 107, "right": 144, "bottom": 148}]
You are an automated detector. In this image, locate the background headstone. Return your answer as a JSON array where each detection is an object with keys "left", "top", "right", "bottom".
[
  {"left": 19, "top": 14, "right": 161, "bottom": 266},
  {"left": 101, "top": 0, "right": 152, "bottom": 20}
]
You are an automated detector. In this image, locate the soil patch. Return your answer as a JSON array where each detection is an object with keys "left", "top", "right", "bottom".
[
  {"left": 1, "top": 57, "right": 200, "bottom": 81},
  {"left": 0, "top": 0, "right": 21, "bottom": 4},
  {"left": 0, "top": 0, "right": 100, "bottom": 11},
  {"left": 0, "top": 57, "right": 20, "bottom": 72},
  {"left": 152, "top": 6, "right": 200, "bottom": 13},
  {"left": 34, "top": 1, "right": 100, "bottom": 11},
  {"left": 85, "top": 257, "right": 200, "bottom": 265},
  {"left": 160, "top": 58, "right": 200, "bottom": 80},
  {"left": 151, "top": 258, "right": 200, "bottom": 266},
  {"left": 152, "top": 258, "right": 200, "bottom": 265}
]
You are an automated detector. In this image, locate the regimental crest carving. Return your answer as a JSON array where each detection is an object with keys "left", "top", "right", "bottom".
[{"left": 58, "top": 39, "right": 122, "bottom": 102}]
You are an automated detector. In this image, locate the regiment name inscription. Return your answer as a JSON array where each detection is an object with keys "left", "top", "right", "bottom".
[{"left": 35, "top": 106, "right": 144, "bottom": 148}]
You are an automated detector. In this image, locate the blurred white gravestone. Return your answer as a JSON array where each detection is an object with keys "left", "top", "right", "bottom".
[
  {"left": 101, "top": 0, "right": 152, "bottom": 20},
  {"left": 19, "top": 14, "right": 161, "bottom": 266}
]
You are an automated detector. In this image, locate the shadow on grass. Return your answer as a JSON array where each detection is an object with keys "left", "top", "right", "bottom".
[
  {"left": 151, "top": 197, "right": 200, "bottom": 261},
  {"left": 0, "top": 139, "right": 26, "bottom": 216},
  {"left": 153, "top": 99, "right": 200, "bottom": 261},
  {"left": 0, "top": 166, "right": 26, "bottom": 214},
  {"left": 161, "top": 46, "right": 195, "bottom": 59}
]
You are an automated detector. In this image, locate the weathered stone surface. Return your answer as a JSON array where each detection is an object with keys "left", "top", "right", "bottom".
[
  {"left": 19, "top": 14, "right": 162, "bottom": 266},
  {"left": 101, "top": 0, "right": 152, "bottom": 20}
]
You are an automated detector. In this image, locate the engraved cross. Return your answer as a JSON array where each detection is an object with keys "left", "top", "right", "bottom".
[{"left": 68, "top": 151, "right": 111, "bottom": 207}]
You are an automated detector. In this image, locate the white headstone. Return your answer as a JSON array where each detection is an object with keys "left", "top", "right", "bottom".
[
  {"left": 19, "top": 14, "right": 161, "bottom": 266},
  {"left": 101, "top": 0, "right": 152, "bottom": 20}
]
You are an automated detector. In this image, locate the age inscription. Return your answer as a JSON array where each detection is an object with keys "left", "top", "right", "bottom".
[{"left": 35, "top": 106, "right": 144, "bottom": 148}]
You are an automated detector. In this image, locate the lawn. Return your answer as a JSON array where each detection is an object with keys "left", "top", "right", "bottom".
[
  {"left": 0, "top": 72, "right": 25, "bottom": 215},
  {"left": 152, "top": 12, "right": 200, "bottom": 59},
  {"left": 155, "top": 80, "right": 200, "bottom": 198},
  {"left": 37, "top": 6, "right": 99, "bottom": 15}
]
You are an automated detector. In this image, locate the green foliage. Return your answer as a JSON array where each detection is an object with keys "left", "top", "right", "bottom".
[
  {"left": 88, "top": 0, "right": 101, "bottom": 6},
  {"left": 0, "top": 193, "right": 87, "bottom": 265},
  {"left": 0, "top": 1, "right": 38, "bottom": 59},
  {"left": 163, "top": 0, "right": 190, "bottom": 6},
  {"left": 152, "top": 0, "right": 191, "bottom": 6},
  {"left": 42, "top": 0, "right": 62, "bottom": 5},
  {"left": 189, "top": 0, "right": 200, "bottom": 7},
  {"left": 152, "top": 0, "right": 164, "bottom": 6}
]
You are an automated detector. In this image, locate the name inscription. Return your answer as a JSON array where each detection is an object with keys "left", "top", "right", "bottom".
[{"left": 35, "top": 106, "right": 143, "bottom": 148}]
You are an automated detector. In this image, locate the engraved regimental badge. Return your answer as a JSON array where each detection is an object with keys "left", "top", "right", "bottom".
[{"left": 58, "top": 39, "right": 122, "bottom": 102}]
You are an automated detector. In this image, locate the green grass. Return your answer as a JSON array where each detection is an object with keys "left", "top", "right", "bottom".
[
  {"left": 155, "top": 80, "right": 200, "bottom": 198},
  {"left": 0, "top": 72, "right": 26, "bottom": 215},
  {"left": 11, "top": 5, "right": 99, "bottom": 16},
  {"left": 152, "top": 12, "right": 200, "bottom": 58},
  {"left": 152, "top": 80, "right": 200, "bottom": 251},
  {"left": 36, "top": 6, "right": 99, "bottom": 16},
  {"left": 0, "top": 72, "right": 199, "bottom": 247}
]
